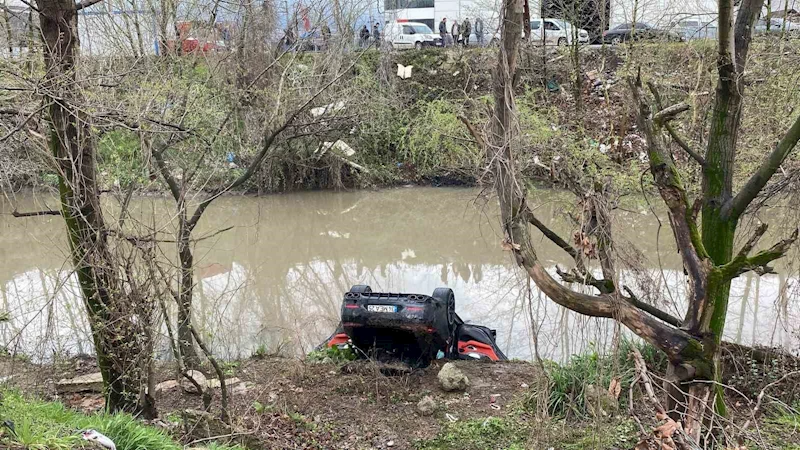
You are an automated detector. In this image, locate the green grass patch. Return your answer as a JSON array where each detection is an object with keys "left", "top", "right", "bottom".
[
  {"left": 0, "top": 390, "right": 241, "bottom": 450},
  {"left": 525, "top": 340, "right": 667, "bottom": 418},
  {"left": 416, "top": 416, "right": 531, "bottom": 450}
]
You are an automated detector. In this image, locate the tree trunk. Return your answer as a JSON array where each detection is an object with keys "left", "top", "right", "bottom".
[
  {"left": 177, "top": 205, "right": 200, "bottom": 368},
  {"left": 36, "top": 0, "right": 148, "bottom": 415}
]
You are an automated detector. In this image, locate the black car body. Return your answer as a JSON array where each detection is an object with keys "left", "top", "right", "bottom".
[
  {"left": 330, "top": 285, "right": 507, "bottom": 365},
  {"left": 602, "top": 22, "right": 681, "bottom": 44},
  {"left": 340, "top": 285, "right": 455, "bottom": 364}
]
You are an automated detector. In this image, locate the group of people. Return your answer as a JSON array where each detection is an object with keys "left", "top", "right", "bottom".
[
  {"left": 439, "top": 17, "right": 484, "bottom": 47},
  {"left": 359, "top": 22, "right": 381, "bottom": 48}
]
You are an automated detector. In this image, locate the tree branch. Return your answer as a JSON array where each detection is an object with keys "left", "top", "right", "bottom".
[
  {"left": 721, "top": 227, "right": 799, "bottom": 279},
  {"left": 11, "top": 209, "right": 61, "bottom": 217},
  {"left": 653, "top": 103, "right": 690, "bottom": 125},
  {"left": 556, "top": 266, "right": 614, "bottom": 294},
  {"left": 724, "top": 113, "right": 800, "bottom": 220},
  {"left": 646, "top": 81, "right": 704, "bottom": 165},
  {"left": 75, "top": 0, "right": 104, "bottom": 10},
  {"left": 623, "top": 286, "right": 683, "bottom": 327}
]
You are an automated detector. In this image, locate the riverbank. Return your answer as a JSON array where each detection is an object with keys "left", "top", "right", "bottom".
[
  {"left": 0, "top": 344, "right": 798, "bottom": 449},
  {"left": 4, "top": 39, "right": 798, "bottom": 198}
]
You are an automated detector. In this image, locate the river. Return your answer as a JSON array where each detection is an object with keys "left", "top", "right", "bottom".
[{"left": 0, "top": 187, "right": 797, "bottom": 362}]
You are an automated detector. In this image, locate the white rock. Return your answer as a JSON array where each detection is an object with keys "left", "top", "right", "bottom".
[
  {"left": 437, "top": 362, "right": 469, "bottom": 392},
  {"left": 155, "top": 380, "right": 180, "bottom": 392},
  {"left": 56, "top": 372, "right": 104, "bottom": 394},
  {"left": 180, "top": 370, "right": 208, "bottom": 394}
]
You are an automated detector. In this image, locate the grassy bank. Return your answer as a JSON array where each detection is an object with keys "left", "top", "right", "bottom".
[
  {"left": 0, "top": 390, "right": 241, "bottom": 449},
  {"left": 5, "top": 39, "right": 798, "bottom": 199}
]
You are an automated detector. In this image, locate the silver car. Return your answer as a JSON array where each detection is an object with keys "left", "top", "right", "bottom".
[{"left": 755, "top": 18, "right": 800, "bottom": 34}]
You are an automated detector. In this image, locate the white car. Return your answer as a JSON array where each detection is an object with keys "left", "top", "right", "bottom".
[
  {"left": 384, "top": 21, "right": 442, "bottom": 49},
  {"left": 529, "top": 18, "right": 589, "bottom": 46},
  {"left": 489, "top": 18, "right": 589, "bottom": 46}
]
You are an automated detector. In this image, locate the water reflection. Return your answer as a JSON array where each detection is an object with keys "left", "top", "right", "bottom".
[{"left": 0, "top": 188, "right": 798, "bottom": 362}]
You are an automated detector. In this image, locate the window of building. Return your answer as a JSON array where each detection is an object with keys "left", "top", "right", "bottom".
[{"left": 384, "top": 0, "right": 434, "bottom": 10}]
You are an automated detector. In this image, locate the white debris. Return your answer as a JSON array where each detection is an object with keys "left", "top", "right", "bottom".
[
  {"left": 397, "top": 64, "right": 413, "bottom": 79},
  {"left": 82, "top": 430, "right": 116, "bottom": 450},
  {"left": 310, "top": 101, "right": 346, "bottom": 117}
]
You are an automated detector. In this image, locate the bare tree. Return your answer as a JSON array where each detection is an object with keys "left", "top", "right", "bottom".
[
  {"left": 31, "top": 0, "right": 155, "bottom": 415},
  {"left": 476, "top": 0, "right": 800, "bottom": 444}
]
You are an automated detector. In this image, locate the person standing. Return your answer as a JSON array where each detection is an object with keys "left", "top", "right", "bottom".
[
  {"left": 372, "top": 22, "right": 381, "bottom": 48},
  {"left": 475, "top": 17, "right": 484, "bottom": 46},
  {"left": 360, "top": 24, "right": 370, "bottom": 48},
  {"left": 451, "top": 19, "right": 461, "bottom": 46},
  {"left": 462, "top": 18, "right": 471, "bottom": 46},
  {"left": 321, "top": 23, "right": 331, "bottom": 44},
  {"left": 438, "top": 17, "right": 448, "bottom": 47}
]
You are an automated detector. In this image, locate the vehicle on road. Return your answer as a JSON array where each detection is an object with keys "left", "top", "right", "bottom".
[
  {"left": 529, "top": 18, "right": 590, "bottom": 46},
  {"left": 384, "top": 21, "right": 442, "bottom": 49},
  {"left": 670, "top": 18, "right": 718, "bottom": 40},
  {"left": 602, "top": 22, "right": 682, "bottom": 44},
  {"left": 754, "top": 18, "right": 800, "bottom": 34}
]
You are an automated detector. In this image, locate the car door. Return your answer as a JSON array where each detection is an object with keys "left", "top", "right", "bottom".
[
  {"left": 530, "top": 19, "right": 543, "bottom": 42},
  {"left": 543, "top": 20, "right": 562, "bottom": 45}
]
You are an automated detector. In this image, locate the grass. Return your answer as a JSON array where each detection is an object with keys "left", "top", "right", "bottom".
[
  {"left": 525, "top": 339, "right": 667, "bottom": 418},
  {"left": 415, "top": 415, "right": 639, "bottom": 450},
  {"left": 0, "top": 390, "right": 241, "bottom": 450}
]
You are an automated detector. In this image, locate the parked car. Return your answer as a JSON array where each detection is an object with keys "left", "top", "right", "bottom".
[
  {"left": 488, "top": 18, "right": 588, "bottom": 46},
  {"left": 602, "top": 22, "right": 682, "bottom": 44},
  {"left": 384, "top": 21, "right": 441, "bottom": 49},
  {"left": 754, "top": 18, "right": 800, "bottom": 34},
  {"left": 671, "top": 18, "right": 718, "bottom": 40},
  {"left": 529, "top": 18, "right": 589, "bottom": 46}
]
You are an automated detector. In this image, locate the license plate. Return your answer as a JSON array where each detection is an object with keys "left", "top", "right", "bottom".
[{"left": 367, "top": 305, "right": 397, "bottom": 313}]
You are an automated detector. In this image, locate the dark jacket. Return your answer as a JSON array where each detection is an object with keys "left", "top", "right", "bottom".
[
  {"left": 462, "top": 20, "right": 471, "bottom": 35},
  {"left": 360, "top": 26, "right": 370, "bottom": 40},
  {"left": 439, "top": 20, "right": 447, "bottom": 34}
]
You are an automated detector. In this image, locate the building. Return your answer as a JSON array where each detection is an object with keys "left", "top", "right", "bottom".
[{"left": 382, "top": 0, "right": 733, "bottom": 37}]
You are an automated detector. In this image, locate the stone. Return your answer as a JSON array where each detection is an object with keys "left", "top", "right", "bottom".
[
  {"left": 206, "top": 377, "right": 240, "bottom": 389},
  {"left": 416, "top": 395, "right": 437, "bottom": 416},
  {"left": 437, "top": 362, "right": 469, "bottom": 392},
  {"left": 56, "top": 372, "right": 104, "bottom": 394},
  {"left": 181, "top": 370, "right": 208, "bottom": 394},
  {"left": 584, "top": 384, "right": 619, "bottom": 417},
  {"left": 232, "top": 381, "right": 254, "bottom": 395},
  {"left": 155, "top": 380, "right": 180, "bottom": 392}
]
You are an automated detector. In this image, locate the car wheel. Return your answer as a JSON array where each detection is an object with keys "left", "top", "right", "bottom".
[
  {"left": 557, "top": 37, "right": 567, "bottom": 46},
  {"left": 415, "top": 41, "right": 422, "bottom": 50},
  {"left": 432, "top": 288, "right": 456, "bottom": 334},
  {"left": 611, "top": 36, "right": 622, "bottom": 46},
  {"left": 349, "top": 285, "right": 372, "bottom": 294}
]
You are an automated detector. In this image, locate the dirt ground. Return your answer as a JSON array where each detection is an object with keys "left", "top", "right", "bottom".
[{"left": 0, "top": 355, "right": 540, "bottom": 449}]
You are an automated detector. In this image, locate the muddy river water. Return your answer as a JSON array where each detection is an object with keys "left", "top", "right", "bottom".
[{"left": 1, "top": 187, "right": 797, "bottom": 362}]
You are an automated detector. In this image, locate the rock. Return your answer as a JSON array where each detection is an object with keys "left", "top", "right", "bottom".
[
  {"left": 584, "top": 384, "right": 619, "bottom": 417},
  {"left": 181, "top": 370, "right": 208, "bottom": 394},
  {"left": 437, "top": 362, "right": 469, "bottom": 392},
  {"left": 232, "top": 381, "right": 254, "bottom": 395},
  {"left": 417, "top": 395, "right": 437, "bottom": 416},
  {"left": 206, "top": 377, "right": 240, "bottom": 389},
  {"left": 56, "top": 372, "right": 104, "bottom": 394},
  {"left": 155, "top": 380, "right": 180, "bottom": 392}
]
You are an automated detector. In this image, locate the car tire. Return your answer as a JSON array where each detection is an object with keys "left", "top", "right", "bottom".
[
  {"left": 557, "top": 37, "right": 567, "bottom": 46},
  {"left": 611, "top": 36, "right": 622, "bottom": 46},
  {"left": 349, "top": 285, "right": 372, "bottom": 294},
  {"left": 415, "top": 41, "right": 422, "bottom": 50},
  {"left": 432, "top": 288, "right": 456, "bottom": 334}
]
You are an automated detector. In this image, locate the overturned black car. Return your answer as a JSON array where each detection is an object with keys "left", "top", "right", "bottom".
[{"left": 321, "top": 285, "right": 506, "bottom": 366}]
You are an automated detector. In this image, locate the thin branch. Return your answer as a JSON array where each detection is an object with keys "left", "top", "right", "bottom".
[
  {"left": 724, "top": 113, "right": 800, "bottom": 220},
  {"left": 0, "top": 102, "right": 49, "bottom": 143},
  {"left": 623, "top": 286, "right": 682, "bottom": 327},
  {"left": 11, "top": 209, "right": 61, "bottom": 217},
  {"left": 653, "top": 102, "right": 690, "bottom": 125},
  {"left": 75, "top": 0, "right": 104, "bottom": 11},
  {"left": 646, "top": 81, "right": 704, "bottom": 165},
  {"left": 721, "top": 228, "right": 799, "bottom": 279}
]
